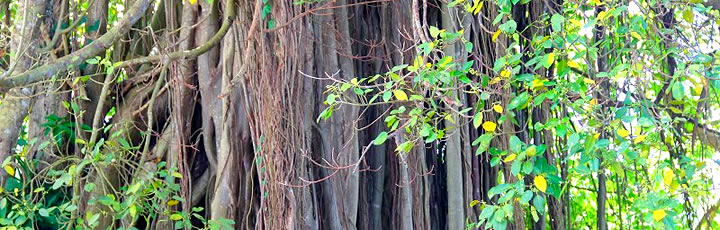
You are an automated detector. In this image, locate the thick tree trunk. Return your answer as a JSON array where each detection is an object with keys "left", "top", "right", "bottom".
[
  {"left": 441, "top": 5, "right": 466, "bottom": 230},
  {"left": 0, "top": 0, "right": 49, "bottom": 184}
]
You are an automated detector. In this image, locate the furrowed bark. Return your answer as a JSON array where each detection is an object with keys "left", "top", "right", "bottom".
[
  {"left": 0, "top": 0, "right": 50, "bottom": 184},
  {"left": 441, "top": 4, "right": 465, "bottom": 230},
  {"left": 394, "top": 136, "right": 414, "bottom": 230},
  {"left": 79, "top": 0, "right": 109, "bottom": 158},
  {"left": 210, "top": 22, "right": 241, "bottom": 221},
  {"left": 197, "top": 0, "right": 222, "bottom": 182},
  {"left": 28, "top": 0, "right": 69, "bottom": 170},
  {"left": 315, "top": 9, "right": 344, "bottom": 229},
  {"left": 333, "top": 1, "right": 360, "bottom": 228}
]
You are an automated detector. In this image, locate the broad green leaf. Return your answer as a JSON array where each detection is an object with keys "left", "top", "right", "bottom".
[
  {"left": 551, "top": 14, "right": 565, "bottom": 31},
  {"left": 520, "top": 190, "right": 534, "bottom": 204},
  {"left": 672, "top": 81, "right": 684, "bottom": 100},
  {"left": 429, "top": 26, "right": 442, "bottom": 38},
  {"left": 533, "top": 194, "right": 546, "bottom": 214},
  {"left": 507, "top": 92, "right": 530, "bottom": 110},
  {"left": 374, "top": 132, "right": 388, "bottom": 145},
  {"left": 472, "top": 109, "right": 484, "bottom": 128}
]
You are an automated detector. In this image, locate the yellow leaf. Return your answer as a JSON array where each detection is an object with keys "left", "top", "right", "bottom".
[
  {"left": 663, "top": 168, "right": 674, "bottom": 187},
  {"left": 188, "top": 0, "right": 197, "bottom": 4},
  {"left": 500, "top": 69, "right": 511, "bottom": 78},
  {"left": 526, "top": 145, "right": 537, "bottom": 157},
  {"left": 473, "top": 0, "right": 484, "bottom": 15},
  {"left": 634, "top": 135, "right": 646, "bottom": 144},
  {"left": 583, "top": 78, "right": 596, "bottom": 85},
  {"left": 3, "top": 165, "right": 14, "bottom": 177},
  {"left": 167, "top": 200, "right": 180, "bottom": 206},
  {"left": 504, "top": 153, "right": 517, "bottom": 163},
  {"left": 493, "top": 105, "right": 503, "bottom": 113},
  {"left": 652, "top": 209, "right": 666, "bottom": 221},
  {"left": 547, "top": 53, "right": 555, "bottom": 65},
  {"left": 439, "top": 56, "right": 453, "bottom": 68},
  {"left": 534, "top": 175, "right": 547, "bottom": 193},
  {"left": 129, "top": 205, "right": 137, "bottom": 217},
  {"left": 589, "top": 98, "right": 597, "bottom": 107},
  {"left": 631, "top": 31, "right": 642, "bottom": 40},
  {"left": 492, "top": 30, "right": 501, "bottom": 42},
  {"left": 568, "top": 19, "right": 583, "bottom": 27},
  {"left": 489, "top": 77, "right": 502, "bottom": 85},
  {"left": 617, "top": 128, "right": 630, "bottom": 138},
  {"left": 668, "top": 106, "right": 683, "bottom": 114},
  {"left": 567, "top": 60, "right": 581, "bottom": 69},
  {"left": 694, "top": 85, "right": 703, "bottom": 96},
  {"left": 170, "top": 213, "right": 183, "bottom": 221},
  {"left": 445, "top": 114, "right": 455, "bottom": 124},
  {"left": 393, "top": 90, "right": 408, "bottom": 101},
  {"left": 412, "top": 56, "right": 422, "bottom": 70},
  {"left": 482, "top": 121, "right": 497, "bottom": 132},
  {"left": 469, "top": 199, "right": 480, "bottom": 207},
  {"left": 531, "top": 78, "right": 545, "bottom": 89},
  {"left": 597, "top": 11, "right": 608, "bottom": 21}
]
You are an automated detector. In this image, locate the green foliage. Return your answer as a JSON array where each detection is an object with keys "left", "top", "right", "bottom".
[
  {"left": 319, "top": 0, "right": 720, "bottom": 228},
  {"left": 0, "top": 115, "right": 233, "bottom": 229}
]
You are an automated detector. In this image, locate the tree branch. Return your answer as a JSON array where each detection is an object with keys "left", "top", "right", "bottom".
[
  {"left": 0, "top": 0, "right": 151, "bottom": 95},
  {"left": 116, "top": 0, "right": 237, "bottom": 68}
]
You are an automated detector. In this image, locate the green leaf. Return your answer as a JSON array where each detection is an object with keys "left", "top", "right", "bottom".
[
  {"left": 396, "top": 141, "right": 414, "bottom": 153},
  {"left": 672, "top": 81, "right": 684, "bottom": 100},
  {"left": 374, "top": 132, "right": 388, "bottom": 145},
  {"left": 474, "top": 134, "right": 494, "bottom": 155},
  {"left": 488, "top": 184, "right": 510, "bottom": 198},
  {"left": 509, "top": 135, "right": 523, "bottom": 153},
  {"left": 551, "top": 14, "right": 565, "bottom": 31},
  {"left": 520, "top": 190, "right": 534, "bottom": 204},
  {"left": 507, "top": 92, "right": 530, "bottom": 110},
  {"left": 429, "top": 26, "right": 442, "bottom": 38},
  {"left": 465, "top": 41, "right": 474, "bottom": 53},
  {"left": 38, "top": 208, "right": 50, "bottom": 217},
  {"left": 479, "top": 205, "right": 497, "bottom": 220},
  {"left": 473, "top": 111, "right": 483, "bottom": 129},
  {"left": 499, "top": 20, "right": 517, "bottom": 33},
  {"left": 533, "top": 194, "right": 546, "bottom": 214}
]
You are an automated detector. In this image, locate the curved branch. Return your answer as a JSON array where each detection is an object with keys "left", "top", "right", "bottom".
[
  {"left": 0, "top": 0, "right": 151, "bottom": 94},
  {"left": 116, "top": 0, "right": 237, "bottom": 68}
]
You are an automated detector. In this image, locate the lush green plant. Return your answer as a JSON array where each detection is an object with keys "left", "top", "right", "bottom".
[
  {"left": 2, "top": 101, "right": 233, "bottom": 229},
  {"left": 320, "top": 0, "right": 720, "bottom": 229}
]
